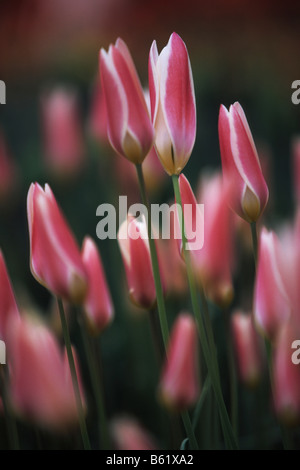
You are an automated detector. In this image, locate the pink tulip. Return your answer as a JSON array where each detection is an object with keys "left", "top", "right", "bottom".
[
  {"left": 231, "top": 311, "right": 265, "bottom": 388},
  {"left": 27, "top": 183, "right": 88, "bottom": 304},
  {"left": 81, "top": 236, "right": 114, "bottom": 335},
  {"left": 253, "top": 228, "right": 291, "bottom": 340},
  {"left": 7, "top": 314, "right": 86, "bottom": 430},
  {"left": 99, "top": 38, "right": 154, "bottom": 164},
  {"left": 272, "top": 319, "right": 300, "bottom": 426},
  {"left": 117, "top": 214, "right": 157, "bottom": 310},
  {"left": 110, "top": 416, "right": 158, "bottom": 450},
  {"left": 159, "top": 313, "right": 200, "bottom": 411},
  {"left": 0, "top": 250, "right": 20, "bottom": 341},
  {"left": 88, "top": 79, "right": 109, "bottom": 145},
  {"left": 148, "top": 32, "right": 196, "bottom": 175},
  {"left": 41, "top": 87, "right": 85, "bottom": 179},
  {"left": 218, "top": 102, "right": 269, "bottom": 222}
]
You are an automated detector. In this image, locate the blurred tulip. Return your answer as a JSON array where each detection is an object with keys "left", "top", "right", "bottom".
[
  {"left": 158, "top": 313, "right": 200, "bottom": 411},
  {"left": 231, "top": 311, "right": 265, "bottom": 388},
  {"left": 272, "top": 319, "right": 300, "bottom": 426},
  {"left": 148, "top": 32, "right": 196, "bottom": 175},
  {"left": 81, "top": 236, "right": 114, "bottom": 335},
  {"left": 88, "top": 79, "right": 109, "bottom": 145},
  {"left": 117, "top": 214, "right": 158, "bottom": 310},
  {"left": 0, "top": 250, "right": 20, "bottom": 341},
  {"left": 41, "top": 87, "right": 85, "bottom": 180},
  {"left": 27, "top": 183, "right": 88, "bottom": 304},
  {"left": 7, "top": 314, "right": 86, "bottom": 430},
  {"left": 99, "top": 38, "right": 154, "bottom": 164},
  {"left": 218, "top": 102, "right": 269, "bottom": 222},
  {"left": 110, "top": 416, "right": 158, "bottom": 450},
  {"left": 253, "top": 228, "right": 290, "bottom": 340}
]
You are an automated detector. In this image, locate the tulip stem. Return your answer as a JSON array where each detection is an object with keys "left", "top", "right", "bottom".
[
  {"left": 250, "top": 222, "right": 258, "bottom": 269},
  {"left": 57, "top": 298, "right": 91, "bottom": 450},
  {"left": 171, "top": 174, "right": 238, "bottom": 450},
  {"left": 0, "top": 366, "right": 20, "bottom": 450},
  {"left": 75, "top": 310, "right": 110, "bottom": 450},
  {"left": 135, "top": 163, "right": 169, "bottom": 349}
]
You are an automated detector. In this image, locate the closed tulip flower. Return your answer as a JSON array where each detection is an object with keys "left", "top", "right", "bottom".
[
  {"left": 218, "top": 102, "right": 269, "bottom": 222},
  {"left": 158, "top": 313, "right": 200, "bottom": 411},
  {"left": 99, "top": 38, "right": 154, "bottom": 164},
  {"left": 148, "top": 32, "right": 196, "bottom": 175},
  {"left": 6, "top": 314, "right": 86, "bottom": 430},
  {"left": 27, "top": 183, "right": 88, "bottom": 304},
  {"left": 81, "top": 236, "right": 114, "bottom": 335},
  {"left": 117, "top": 214, "right": 158, "bottom": 310}
]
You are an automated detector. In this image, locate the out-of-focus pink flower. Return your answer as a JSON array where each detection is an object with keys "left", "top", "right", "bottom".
[
  {"left": 99, "top": 38, "right": 154, "bottom": 164},
  {"left": 81, "top": 236, "right": 114, "bottom": 335},
  {"left": 253, "top": 228, "right": 291, "bottom": 340},
  {"left": 117, "top": 214, "right": 158, "bottom": 310},
  {"left": 176, "top": 173, "right": 233, "bottom": 307},
  {"left": 0, "top": 250, "right": 20, "bottom": 341},
  {"left": 218, "top": 102, "right": 269, "bottom": 222},
  {"left": 0, "top": 130, "right": 19, "bottom": 202},
  {"left": 6, "top": 314, "right": 86, "bottom": 430},
  {"left": 110, "top": 416, "right": 158, "bottom": 450},
  {"left": 272, "top": 319, "right": 300, "bottom": 426},
  {"left": 27, "top": 183, "right": 88, "bottom": 304},
  {"left": 148, "top": 32, "right": 196, "bottom": 175},
  {"left": 231, "top": 311, "right": 265, "bottom": 388},
  {"left": 292, "top": 136, "right": 300, "bottom": 206},
  {"left": 158, "top": 313, "right": 200, "bottom": 411},
  {"left": 88, "top": 79, "right": 109, "bottom": 145},
  {"left": 41, "top": 87, "right": 85, "bottom": 180}
]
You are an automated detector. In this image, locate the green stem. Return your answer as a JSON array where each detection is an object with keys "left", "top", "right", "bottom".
[
  {"left": 57, "top": 298, "right": 91, "bottom": 450},
  {"left": 223, "top": 308, "right": 238, "bottom": 436},
  {"left": 76, "top": 310, "right": 110, "bottom": 450},
  {"left": 250, "top": 222, "right": 258, "bottom": 269},
  {"left": 181, "top": 410, "right": 199, "bottom": 450},
  {"left": 0, "top": 366, "right": 20, "bottom": 450},
  {"left": 135, "top": 164, "right": 169, "bottom": 349},
  {"left": 172, "top": 174, "right": 238, "bottom": 450}
]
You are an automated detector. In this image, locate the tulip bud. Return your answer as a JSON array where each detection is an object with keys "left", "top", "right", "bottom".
[
  {"left": 27, "top": 183, "right": 88, "bottom": 304},
  {"left": 253, "top": 228, "right": 290, "bottom": 340},
  {"left": 99, "top": 38, "right": 154, "bottom": 164},
  {"left": 231, "top": 311, "right": 265, "bottom": 388},
  {"left": 149, "top": 33, "right": 196, "bottom": 175},
  {"left": 158, "top": 313, "right": 200, "bottom": 411},
  {"left": 41, "top": 87, "right": 85, "bottom": 180},
  {"left": 117, "top": 214, "right": 157, "bottom": 310},
  {"left": 218, "top": 102, "right": 269, "bottom": 222},
  {"left": 7, "top": 314, "right": 86, "bottom": 430},
  {"left": 0, "top": 250, "right": 20, "bottom": 341},
  {"left": 81, "top": 236, "right": 114, "bottom": 335},
  {"left": 110, "top": 416, "right": 158, "bottom": 450}
]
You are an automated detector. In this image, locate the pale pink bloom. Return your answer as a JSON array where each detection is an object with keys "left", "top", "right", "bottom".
[
  {"left": 117, "top": 214, "right": 157, "bottom": 310},
  {"left": 81, "top": 236, "right": 114, "bottom": 334},
  {"left": 99, "top": 38, "right": 154, "bottom": 164},
  {"left": 231, "top": 311, "right": 265, "bottom": 388},
  {"left": 110, "top": 416, "right": 158, "bottom": 450},
  {"left": 7, "top": 314, "right": 86, "bottom": 430},
  {"left": 27, "top": 183, "right": 88, "bottom": 304},
  {"left": 159, "top": 313, "right": 200, "bottom": 410},
  {"left": 88, "top": 79, "right": 109, "bottom": 144},
  {"left": 148, "top": 33, "right": 196, "bottom": 175},
  {"left": 253, "top": 227, "right": 291, "bottom": 340},
  {"left": 0, "top": 250, "right": 20, "bottom": 341},
  {"left": 218, "top": 102, "right": 269, "bottom": 222},
  {"left": 41, "top": 87, "right": 85, "bottom": 179}
]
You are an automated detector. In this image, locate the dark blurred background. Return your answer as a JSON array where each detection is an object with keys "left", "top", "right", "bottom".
[{"left": 0, "top": 0, "right": 300, "bottom": 448}]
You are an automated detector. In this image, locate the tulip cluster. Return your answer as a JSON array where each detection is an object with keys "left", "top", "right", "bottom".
[{"left": 0, "top": 29, "right": 299, "bottom": 452}]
